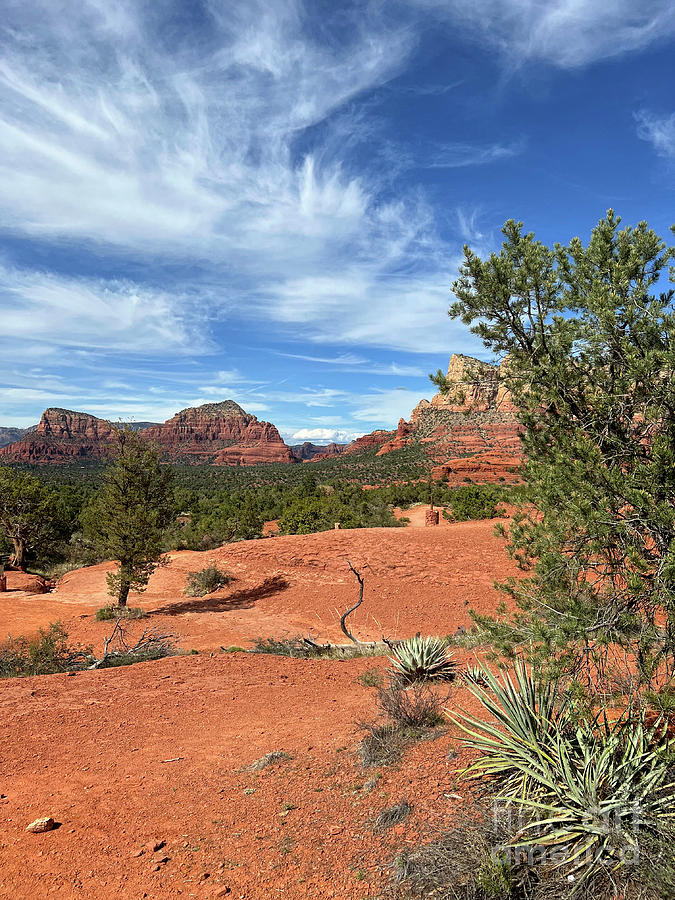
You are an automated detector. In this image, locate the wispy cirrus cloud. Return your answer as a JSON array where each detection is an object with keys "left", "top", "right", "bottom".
[
  {"left": 409, "top": 0, "right": 675, "bottom": 68},
  {"left": 424, "top": 140, "right": 524, "bottom": 169},
  {"left": 635, "top": 110, "right": 675, "bottom": 159},
  {"left": 0, "top": 264, "right": 205, "bottom": 354}
]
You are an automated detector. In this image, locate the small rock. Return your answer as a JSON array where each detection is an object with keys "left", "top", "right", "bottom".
[
  {"left": 26, "top": 817, "right": 56, "bottom": 834},
  {"left": 213, "top": 889, "right": 231, "bottom": 897},
  {"left": 145, "top": 839, "right": 165, "bottom": 853}
]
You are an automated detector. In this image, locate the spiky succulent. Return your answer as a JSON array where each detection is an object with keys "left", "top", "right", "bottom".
[
  {"left": 451, "top": 661, "right": 675, "bottom": 886},
  {"left": 389, "top": 636, "right": 456, "bottom": 683},
  {"left": 462, "top": 665, "right": 489, "bottom": 686}
]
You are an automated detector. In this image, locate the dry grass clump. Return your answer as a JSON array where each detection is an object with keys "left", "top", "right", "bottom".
[
  {"left": 376, "top": 800, "right": 413, "bottom": 832},
  {"left": 359, "top": 680, "right": 448, "bottom": 767},
  {"left": 250, "top": 751, "right": 292, "bottom": 771}
]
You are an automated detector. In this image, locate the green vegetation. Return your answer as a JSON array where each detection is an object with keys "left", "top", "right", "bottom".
[
  {"left": 0, "top": 623, "right": 91, "bottom": 678},
  {"left": 389, "top": 636, "right": 456, "bottom": 683},
  {"left": 0, "top": 467, "right": 63, "bottom": 569},
  {"left": 443, "top": 484, "right": 506, "bottom": 521},
  {"left": 391, "top": 211, "right": 675, "bottom": 900},
  {"left": 183, "top": 564, "right": 234, "bottom": 597},
  {"left": 448, "top": 661, "right": 675, "bottom": 894},
  {"left": 95, "top": 605, "right": 147, "bottom": 621},
  {"left": 449, "top": 210, "right": 675, "bottom": 697},
  {"left": 2, "top": 447, "right": 519, "bottom": 578},
  {"left": 82, "top": 429, "right": 175, "bottom": 607}
]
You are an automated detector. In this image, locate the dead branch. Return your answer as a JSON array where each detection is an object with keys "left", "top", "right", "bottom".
[
  {"left": 339, "top": 560, "right": 366, "bottom": 644},
  {"left": 89, "top": 618, "right": 176, "bottom": 668}
]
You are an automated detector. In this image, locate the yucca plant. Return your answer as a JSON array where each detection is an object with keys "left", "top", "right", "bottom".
[
  {"left": 450, "top": 661, "right": 675, "bottom": 888},
  {"left": 511, "top": 712, "right": 675, "bottom": 884},
  {"left": 389, "top": 636, "right": 456, "bottom": 683},
  {"left": 462, "top": 665, "right": 489, "bottom": 687},
  {"left": 451, "top": 659, "right": 570, "bottom": 801}
]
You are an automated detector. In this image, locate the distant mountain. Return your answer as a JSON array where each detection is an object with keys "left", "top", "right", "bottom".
[
  {"left": 123, "top": 421, "right": 160, "bottom": 431},
  {"left": 0, "top": 402, "right": 295, "bottom": 466},
  {"left": 290, "top": 441, "right": 347, "bottom": 461},
  {"left": 0, "top": 426, "right": 29, "bottom": 449}
]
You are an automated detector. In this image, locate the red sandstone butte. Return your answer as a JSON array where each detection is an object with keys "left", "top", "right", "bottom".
[
  {"left": 0, "top": 401, "right": 295, "bottom": 467},
  {"left": 145, "top": 400, "right": 295, "bottom": 465},
  {"left": 0, "top": 408, "right": 118, "bottom": 463}
]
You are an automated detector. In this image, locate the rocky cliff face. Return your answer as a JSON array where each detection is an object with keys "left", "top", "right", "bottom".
[
  {"left": 0, "top": 401, "right": 295, "bottom": 466},
  {"left": 0, "top": 409, "right": 119, "bottom": 463},
  {"left": 342, "top": 354, "right": 522, "bottom": 482}
]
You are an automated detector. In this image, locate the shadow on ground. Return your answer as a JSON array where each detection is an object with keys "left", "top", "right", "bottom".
[{"left": 150, "top": 575, "right": 290, "bottom": 616}]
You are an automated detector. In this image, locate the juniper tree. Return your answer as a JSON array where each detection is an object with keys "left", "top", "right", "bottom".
[
  {"left": 83, "top": 429, "right": 175, "bottom": 607},
  {"left": 447, "top": 211, "right": 675, "bottom": 693},
  {"left": 0, "top": 467, "right": 60, "bottom": 570}
]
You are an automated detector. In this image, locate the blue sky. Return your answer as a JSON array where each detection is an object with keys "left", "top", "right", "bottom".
[{"left": 1, "top": 0, "right": 674, "bottom": 442}]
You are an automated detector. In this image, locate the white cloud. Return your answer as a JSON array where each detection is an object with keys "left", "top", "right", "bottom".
[
  {"left": 0, "top": 265, "right": 203, "bottom": 353},
  {"left": 424, "top": 141, "right": 523, "bottom": 168},
  {"left": 290, "top": 428, "right": 360, "bottom": 443},
  {"left": 409, "top": 0, "right": 675, "bottom": 68},
  {"left": 635, "top": 110, "right": 675, "bottom": 159},
  {"left": 0, "top": 0, "right": 505, "bottom": 360}
]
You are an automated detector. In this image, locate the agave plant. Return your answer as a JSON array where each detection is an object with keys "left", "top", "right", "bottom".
[
  {"left": 389, "top": 636, "right": 456, "bottom": 683},
  {"left": 450, "top": 660, "right": 675, "bottom": 886}
]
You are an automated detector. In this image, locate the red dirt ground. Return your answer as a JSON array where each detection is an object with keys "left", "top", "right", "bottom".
[{"left": 0, "top": 511, "right": 515, "bottom": 899}]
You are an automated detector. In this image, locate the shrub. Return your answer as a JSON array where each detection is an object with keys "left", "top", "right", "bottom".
[
  {"left": 0, "top": 623, "right": 91, "bottom": 678},
  {"left": 95, "top": 605, "right": 146, "bottom": 621},
  {"left": 389, "top": 636, "right": 456, "bottom": 683},
  {"left": 184, "top": 565, "right": 234, "bottom": 597},
  {"left": 378, "top": 681, "right": 446, "bottom": 728},
  {"left": 360, "top": 681, "right": 447, "bottom": 767},
  {"left": 445, "top": 485, "right": 504, "bottom": 521}
]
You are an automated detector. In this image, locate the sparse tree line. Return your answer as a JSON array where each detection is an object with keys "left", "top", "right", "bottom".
[{"left": 0, "top": 447, "right": 512, "bottom": 605}]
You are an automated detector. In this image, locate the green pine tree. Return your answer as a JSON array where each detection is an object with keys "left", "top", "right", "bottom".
[
  {"left": 448, "top": 210, "right": 675, "bottom": 692},
  {"left": 83, "top": 429, "right": 175, "bottom": 607}
]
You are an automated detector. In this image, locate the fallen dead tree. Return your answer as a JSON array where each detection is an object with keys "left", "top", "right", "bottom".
[{"left": 89, "top": 618, "right": 177, "bottom": 669}]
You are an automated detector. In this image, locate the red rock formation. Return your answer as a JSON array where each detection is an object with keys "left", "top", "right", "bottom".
[
  {"left": 376, "top": 418, "right": 413, "bottom": 456},
  {"left": 0, "top": 408, "right": 118, "bottom": 463},
  {"left": 342, "top": 429, "right": 395, "bottom": 456},
  {"left": 431, "top": 452, "right": 522, "bottom": 484},
  {"left": 1, "top": 401, "right": 295, "bottom": 467},
  {"left": 291, "top": 442, "right": 346, "bottom": 462},
  {"left": 344, "top": 354, "right": 523, "bottom": 483},
  {"left": 146, "top": 401, "right": 295, "bottom": 465}
]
